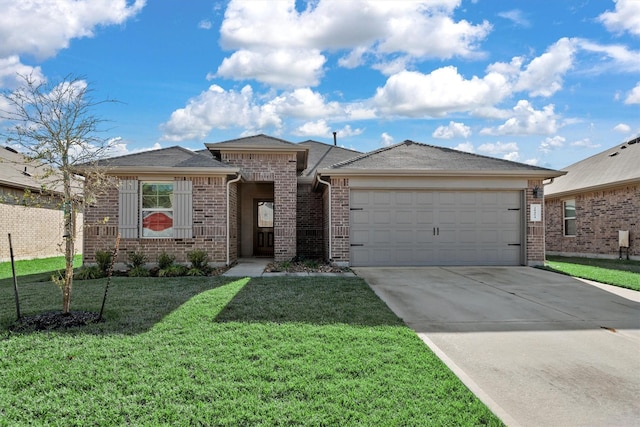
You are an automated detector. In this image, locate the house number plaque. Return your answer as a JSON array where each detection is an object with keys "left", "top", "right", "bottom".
[{"left": 530, "top": 204, "right": 541, "bottom": 222}]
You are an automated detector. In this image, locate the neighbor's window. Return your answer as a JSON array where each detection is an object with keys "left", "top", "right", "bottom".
[
  {"left": 141, "top": 182, "right": 173, "bottom": 237},
  {"left": 563, "top": 199, "right": 576, "bottom": 236}
]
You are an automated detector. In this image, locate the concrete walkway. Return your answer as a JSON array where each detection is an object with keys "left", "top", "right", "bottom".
[
  {"left": 354, "top": 266, "right": 640, "bottom": 427},
  {"left": 223, "top": 258, "right": 272, "bottom": 277}
]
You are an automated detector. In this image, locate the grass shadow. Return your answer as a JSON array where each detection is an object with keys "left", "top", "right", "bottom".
[
  {"left": 1, "top": 275, "right": 239, "bottom": 336},
  {"left": 215, "top": 276, "right": 405, "bottom": 327}
]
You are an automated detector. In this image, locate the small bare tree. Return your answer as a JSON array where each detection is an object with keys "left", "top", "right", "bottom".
[{"left": 1, "top": 73, "right": 117, "bottom": 313}]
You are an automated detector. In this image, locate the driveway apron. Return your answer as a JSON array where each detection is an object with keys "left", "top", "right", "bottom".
[{"left": 354, "top": 266, "right": 640, "bottom": 427}]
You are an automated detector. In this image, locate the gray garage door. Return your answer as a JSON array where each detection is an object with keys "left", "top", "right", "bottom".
[{"left": 350, "top": 190, "right": 523, "bottom": 266}]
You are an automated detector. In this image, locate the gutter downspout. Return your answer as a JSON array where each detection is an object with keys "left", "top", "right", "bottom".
[
  {"left": 316, "top": 175, "right": 332, "bottom": 262},
  {"left": 226, "top": 173, "right": 242, "bottom": 266}
]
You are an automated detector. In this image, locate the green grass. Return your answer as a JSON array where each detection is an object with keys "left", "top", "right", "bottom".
[
  {"left": 0, "top": 275, "right": 502, "bottom": 426},
  {"left": 0, "top": 254, "right": 82, "bottom": 280},
  {"left": 544, "top": 256, "right": 640, "bottom": 291}
]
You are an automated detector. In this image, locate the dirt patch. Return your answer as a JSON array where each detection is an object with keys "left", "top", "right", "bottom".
[{"left": 9, "top": 311, "right": 102, "bottom": 332}]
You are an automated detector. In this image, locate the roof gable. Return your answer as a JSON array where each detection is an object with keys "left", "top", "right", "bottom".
[
  {"left": 545, "top": 136, "right": 640, "bottom": 196},
  {"left": 328, "top": 140, "right": 557, "bottom": 173}
]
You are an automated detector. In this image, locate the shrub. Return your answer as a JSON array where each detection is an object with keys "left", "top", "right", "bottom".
[
  {"left": 128, "top": 266, "right": 150, "bottom": 277},
  {"left": 186, "top": 267, "right": 206, "bottom": 276},
  {"left": 187, "top": 250, "right": 209, "bottom": 271},
  {"left": 157, "top": 251, "right": 175, "bottom": 270},
  {"left": 158, "top": 264, "right": 188, "bottom": 277},
  {"left": 74, "top": 265, "right": 103, "bottom": 280},
  {"left": 95, "top": 250, "right": 112, "bottom": 275},
  {"left": 127, "top": 251, "right": 147, "bottom": 269}
]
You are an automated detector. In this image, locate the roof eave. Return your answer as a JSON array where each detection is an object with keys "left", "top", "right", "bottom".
[
  {"left": 85, "top": 166, "right": 241, "bottom": 176},
  {"left": 317, "top": 168, "right": 566, "bottom": 178},
  {"left": 544, "top": 177, "right": 640, "bottom": 199},
  {"left": 205, "top": 145, "right": 309, "bottom": 172}
]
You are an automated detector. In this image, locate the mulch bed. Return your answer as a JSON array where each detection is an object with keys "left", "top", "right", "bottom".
[
  {"left": 265, "top": 261, "right": 351, "bottom": 273},
  {"left": 9, "top": 311, "right": 103, "bottom": 332}
]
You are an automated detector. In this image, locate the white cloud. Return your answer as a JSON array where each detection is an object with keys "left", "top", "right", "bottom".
[
  {"left": 497, "top": 9, "right": 531, "bottom": 28},
  {"left": 598, "top": 0, "right": 640, "bottom": 37},
  {"left": 514, "top": 38, "right": 576, "bottom": 97},
  {"left": 0, "top": 55, "right": 45, "bottom": 90},
  {"left": 160, "top": 84, "right": 282, "bottom": 141},
  {"left": 105, "top": 138, "right": 162, "bottom": 158},
  {"left": 432, "top": 121, "right": 472, "bottom": 139},
  {"left": 614, "top": 123, "right": 632, "bottom": 133},
  {"left": 198, "top": 20, "right": 212, "bottom": 30},
  {"left": 503, "top": 151, "right": 520, "bottom": 162},
  {"left": 216, "top": 48, "right": 326, "bottom": 87},
  {"left": 625, "top": 82, "right": 640, "bottom": 104},
  {"left": 381, "top": 132, "right": 394, "bottom": 146},
  {"left": 478, "top": 141, "right": 519, "bottom": 156},
  {"left": 267, "top": 88, "right": 341, "bottom": 119},
  {"left": 373, "top": 67, "right": 510, "bottom": 117},
  {"left": 571, "top": 138, "right": 601, "bottom": 149},
  {"left": 523, "top": 158, "right": 539, "bottom": 166},
  {"left": 480, "top": 100, "right": 558, "bottom": 136},
  {"left": 0, "top": 0, "right": 146, "bottom": 60},
  {"left": 539, "top": 136, "right": 565, "bottom": 153},
  {"left": 577, "top": 40, "right": 640, "bottom": 73},
  {"left": 454, "top": 142, "right": 475, "bottom": 153},
  {"left": 217, "top": 0, "right": 492, "bottom": 87},
  {"left": 293, "top": 119, "right": 331, "bottom": 137},
  {"left": 293, "top": 120, "right": 363, "bottom": 138}
]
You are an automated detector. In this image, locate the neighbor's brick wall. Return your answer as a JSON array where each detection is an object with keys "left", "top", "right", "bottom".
[
  {"left": 222, "top": 152, "right": 297, "bottom": 261},
  {"left": 0, "top": 204, "right": 83, "bottom": 262},
  {"left": 296, "top": 184, "right": 324, "bottom": 259},
  {"left": 526, "top": 179, "right": 545, "bottom": 266},
  {"left": 329, "top": 177, "right": 350, "bottom": 265},
  {"left": 545, "top": 184, "right": 639, "bottom": 259},
  {"left": 83, "top": 175, "right": 228, "bottom": 266}
]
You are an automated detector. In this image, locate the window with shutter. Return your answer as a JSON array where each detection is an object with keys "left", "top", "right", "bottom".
[{"left": 118, "top": 179, "right": 139, "bottom": 238}]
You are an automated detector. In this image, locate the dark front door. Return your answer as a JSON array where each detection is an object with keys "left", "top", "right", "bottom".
[{"left": 254, "top": 200, "right": 274, "bottom": 256}]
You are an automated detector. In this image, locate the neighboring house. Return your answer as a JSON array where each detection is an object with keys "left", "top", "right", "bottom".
[
  {"left": 0, "top": 146, "right": 83, "bottom": 262},
  {"left": 83, "top": 134, "right": 562, "bottom": 268},
  {"left": 545, "top": 136, "right": 640, "bottom": 260}
]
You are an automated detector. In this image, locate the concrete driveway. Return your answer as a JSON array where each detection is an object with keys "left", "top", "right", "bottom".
[{"left": 354, "top": 266, "right": 640, "bottom": 427}]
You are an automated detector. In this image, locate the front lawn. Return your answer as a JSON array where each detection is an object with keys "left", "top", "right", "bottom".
[
  {"left": 0, "top": 276, "right": 502, "bottom": 426},
  {"left": 544, "top": 255, "right": 640, "bottom": 291},
  {"left": 0, "top": 255, "right": 82, "bottom": 281}
]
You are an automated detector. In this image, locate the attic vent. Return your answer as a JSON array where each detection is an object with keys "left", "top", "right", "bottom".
[
  {"left": 628, "top": 139, "right": 637, "bottom": 145},
  {"left": 621, "top": 145, "right": 627, "bottom": 149},
  {"left": 4, "top": 146, "right": 18, "bottom": 154},
  {"left": 609, "top": 152, "right": 618, "bottom": 157}
]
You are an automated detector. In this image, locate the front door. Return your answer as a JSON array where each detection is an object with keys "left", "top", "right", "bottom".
[{"left": 254, "top": 200, "right": 274, "bottom": 256}]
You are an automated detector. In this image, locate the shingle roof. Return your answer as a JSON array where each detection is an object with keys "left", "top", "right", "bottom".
[
  {"left": 94, "top": 146, "right": 232, "bottom": 169},
  {"left": 298, "top": 140, "right": 362, "bottom": 177},
  {"left": 206, "top": 134, "right": 300, "bottom": 149},
  {"left": 545, "top": 136, "right": 640, "bottom": 197},
  {"left": 0, "top": 146, "right": 61, "bottom": 192},
  {"left": 328, "top": 140, "right": 558, "bottom": 173}
]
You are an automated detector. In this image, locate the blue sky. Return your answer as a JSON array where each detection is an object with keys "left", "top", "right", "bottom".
[{"left": 1, "top": 0, "right": 639, "bottom": 170}]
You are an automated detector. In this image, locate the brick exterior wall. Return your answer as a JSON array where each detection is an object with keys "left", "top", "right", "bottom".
[
  {"left": 222, "top": 152, "right": 297, "bottom": 261},
  {"left": 83, "top": 175, "right": 229, "bottom": 266},
  {"left": 296, "top": 183, "right": 324, "bottom": 259},
  {"left": 526, "top": 179, "right": 545, "bottom": 266},
  {"left": 328, "top": 177, "right": 350, "bottom": 265},
  {"left": 0, "top": 204, "right": 84, "bottom": 262},
  {"left": 545, "top": 184, "right": 639, "bottom": 259}
]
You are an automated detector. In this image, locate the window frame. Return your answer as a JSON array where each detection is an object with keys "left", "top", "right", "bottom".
[
  {"left": 563, "top": 198, "right": 576, "bottom": 237},
  {"left": 140, "top": 181, "right": 174, "bottom": 238}
]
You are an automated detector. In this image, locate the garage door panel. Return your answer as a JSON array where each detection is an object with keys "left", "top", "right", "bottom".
[{"left": 350, "top": 190, "right": 523, "bottom": 267}]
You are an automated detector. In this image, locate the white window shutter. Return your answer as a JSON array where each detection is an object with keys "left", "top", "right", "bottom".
[
  {"left": 118, "top": 179, "right": 139, "bottom": 238},
  {"left": 173, "top": 180, "right": 192, "bottom": 238}
]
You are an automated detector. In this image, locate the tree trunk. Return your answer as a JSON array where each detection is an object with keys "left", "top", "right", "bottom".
[{"left": 62, "top": 201, "right": 76, "bottom": 313}]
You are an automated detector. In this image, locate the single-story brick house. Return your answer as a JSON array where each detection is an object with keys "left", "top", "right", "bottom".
[
  {"left": 545, "top": 136, "right": 639, "bottom": 260},
  {"left": 83, "top": 134, "right": 563, "bottom": 267},
  {"left": 0, "top": 146, "right": 83, "bottom": 262}
]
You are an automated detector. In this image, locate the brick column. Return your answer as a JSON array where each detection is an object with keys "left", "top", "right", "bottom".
[
  {"left": 330, "top": 177, "right": 350, "bottom": 266},
  {"left": 527, "top": 179, "right": 545, "bottom": 265}
]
